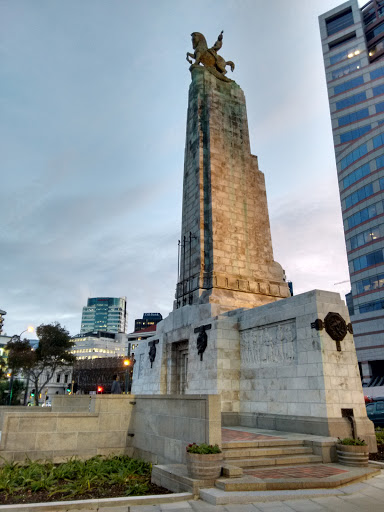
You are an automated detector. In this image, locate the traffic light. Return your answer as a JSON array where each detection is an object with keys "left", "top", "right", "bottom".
[
  {"left": 66, "top": 385, "right": 71, "bottom": 395},
  {"left": 30, "top": 389, "right": 35, "bottom": 397},
  {"left": 97, "top": 386, "right": 103, "bottom": 394}
]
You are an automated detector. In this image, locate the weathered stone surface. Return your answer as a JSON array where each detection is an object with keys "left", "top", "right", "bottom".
[{"left": 175, "top": 66, "right": 289, "bottom": 310}]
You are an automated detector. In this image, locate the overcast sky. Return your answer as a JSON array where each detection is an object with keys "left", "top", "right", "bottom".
[{"left": 0, "top": 0, "right": 361, "bottom": 338}]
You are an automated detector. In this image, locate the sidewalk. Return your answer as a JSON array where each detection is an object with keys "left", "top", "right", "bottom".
[{"left": 99, "top": 470, "right": 384, "bottom": 511}]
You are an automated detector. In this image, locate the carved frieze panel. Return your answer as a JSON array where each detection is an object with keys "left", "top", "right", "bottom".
[{"left": 240, "top": 319, "right": 297, "bottom": 369}]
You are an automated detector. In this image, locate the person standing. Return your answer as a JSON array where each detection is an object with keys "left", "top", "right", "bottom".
[{"left": 111, "top": 375, "right": 121, "bottom": 394}]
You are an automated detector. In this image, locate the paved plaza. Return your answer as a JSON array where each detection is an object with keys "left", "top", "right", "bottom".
[{"left": 92, "top": 470, "right": 384, "bottom": 511}]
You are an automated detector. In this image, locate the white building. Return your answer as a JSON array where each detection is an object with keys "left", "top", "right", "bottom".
[{"left": 71, "top": 331, "right": 127, "bottom": 360}]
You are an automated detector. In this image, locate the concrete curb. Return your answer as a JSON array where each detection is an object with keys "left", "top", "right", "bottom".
[
  {"left": 369, "top": 460, "right": 384, "bottom": 469},
  {"left": 0, "top": 492, "right": 194, "bottom": 512}
]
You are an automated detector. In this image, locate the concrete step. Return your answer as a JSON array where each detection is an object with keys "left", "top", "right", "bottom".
[
  {"left": 224, "top": 454, "right": 323, "bottom": 468},
  {"left": 222, "top": 439, "right": 305, "bottom": 450},
  {"left": 223, "top": 446, "right": 313, "bottom": 460}
]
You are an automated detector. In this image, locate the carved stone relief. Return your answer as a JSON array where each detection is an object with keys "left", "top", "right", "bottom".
[{"left": 240, "top": 319, "right": 297, "bottom": 368}]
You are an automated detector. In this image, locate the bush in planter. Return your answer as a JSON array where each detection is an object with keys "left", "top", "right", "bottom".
[
  {"left": 185, "top": 443, "right": 223, "bottom": 480},
  {"left": 337, "top": 437, "right": 369, "bottom": 467},
  {"left": 186, "top": 443, "right": 221, "bottom": 454},
  {"left": 337, "top": 437, "right": 366, "bottom": 446}
]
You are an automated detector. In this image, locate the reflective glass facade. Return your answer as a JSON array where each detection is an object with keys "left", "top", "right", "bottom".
[
  {"left": 320, "top": 0, "right": 384, "bottom": 381},
  {"left": 80, "top": 297, "right": 127, "bottom": 334}
]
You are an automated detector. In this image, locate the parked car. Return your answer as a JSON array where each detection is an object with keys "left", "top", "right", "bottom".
[{"left": 366, "top": 401, "right": 384, "bottom": 427}]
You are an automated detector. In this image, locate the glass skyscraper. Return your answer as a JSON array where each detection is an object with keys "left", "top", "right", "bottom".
[
  {"left": 80, "top": 297, "right": 127, "bottom": 334},
  {"left": 319, "top": 0, "right": 384, "bottom": 386}
]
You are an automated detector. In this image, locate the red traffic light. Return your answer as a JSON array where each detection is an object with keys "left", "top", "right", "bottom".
[{"left": 97, "top": 386, "right": 103, "bottom": 393}]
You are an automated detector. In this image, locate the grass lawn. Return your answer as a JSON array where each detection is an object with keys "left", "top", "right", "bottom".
[{"left": 0, "top": 455, "right": 170, "bottom": 505}]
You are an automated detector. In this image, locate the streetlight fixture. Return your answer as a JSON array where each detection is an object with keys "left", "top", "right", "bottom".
[
  {"left": 8, "top": 326, "right": 34, "bottom": 405},
  {"left": 123, "top": 358, "right": 131, "bottom": 394}
]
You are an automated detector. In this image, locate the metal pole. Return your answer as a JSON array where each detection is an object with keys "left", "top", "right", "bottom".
[
  {"left": 177, "top": 239, "right": 180, "bottom": 301},
  {"left": 8, "top": 374, "right": 14, "bottom": 406},
  {"left": 182, "top": 235, "right": 186, "bottom": 301},
  {"left": 23, "top": 374, "right": 30, "bottom": 406},
  {"left": 189, "top": 232, "right": 192, "bottom": 300}
]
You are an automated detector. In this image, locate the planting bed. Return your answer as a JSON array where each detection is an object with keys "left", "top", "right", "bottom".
[{"left": 0, "top": 455, "right": 171, "bottom": 505}]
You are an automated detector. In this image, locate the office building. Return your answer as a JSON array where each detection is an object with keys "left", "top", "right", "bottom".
[
  {"left": 319, "top": 0, "right": 384, "bottom": 386},
  {"left": 134, "top": 313, "right": 162, "bottom": 332},
  {"left": 71, "top": 330, "right": 127, "bottom": 360},
  {"left": 80, "top": 297, "right": 127, "bottom": 334}
]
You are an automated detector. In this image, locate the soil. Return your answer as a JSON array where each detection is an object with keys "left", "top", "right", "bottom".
[
  {"left": 369, "top": 444, "right": 384, "bottom": 462},
  {"left": 0, "top": 482, "right": 171, "bottom": 505}
]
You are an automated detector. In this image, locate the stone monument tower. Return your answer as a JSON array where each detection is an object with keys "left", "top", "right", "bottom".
[
  {"left": 176, "top": 31, "right": 290, "bottom": 310},
  {"left": 132, "top": 33, "right": 376, "bottom": 450}
]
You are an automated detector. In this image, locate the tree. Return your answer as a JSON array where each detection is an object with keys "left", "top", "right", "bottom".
[
  {"left": 6, "top": 323, "right": 75, "bottom": 406},
  {"left": 0, "top": 380, "right": 25, "bottom": 405}
]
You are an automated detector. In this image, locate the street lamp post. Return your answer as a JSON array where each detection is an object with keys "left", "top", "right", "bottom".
[
  {"left": 123, "top": 358, "right": 131, "bottom": 394},
  {"left": 8, "top": 327, "right": 34, "bottom": 406}
]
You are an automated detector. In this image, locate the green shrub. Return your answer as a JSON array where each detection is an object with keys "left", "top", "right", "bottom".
[
  {"left": 186, "top": 443, "right": 221, "bottom": 454},
  {"left": 0, "top": 455, "right": 152, "bottom": 500},
  {"left": 337, "top": 437, "right": 366, "bottom": 446},
  {"left": 375, "top": 427, "right": 384, "bottom": 446}
]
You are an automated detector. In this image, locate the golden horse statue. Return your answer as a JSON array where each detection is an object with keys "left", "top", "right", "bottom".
[{"left": 186, "top": 31, "right": 235, "bottom": 82}]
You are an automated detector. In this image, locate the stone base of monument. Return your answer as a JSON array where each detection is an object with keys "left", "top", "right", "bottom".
[
  {"left": 152, "top": 462, "right": 380, "bottom": 500},
  {"left": 132, "top": 289, "right": 377, "bottom": 452}
]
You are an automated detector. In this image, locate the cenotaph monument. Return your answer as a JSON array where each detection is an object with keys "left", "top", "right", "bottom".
[{"left": 132, "top": 32, "right": 376, "bottom": 449}]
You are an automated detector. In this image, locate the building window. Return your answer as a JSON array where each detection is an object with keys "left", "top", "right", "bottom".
[
  {"left": 340, "top": 143, "right": 368, "bottom": 170},
  {"left": 334, "top": 75, "right": 364, "bottom": 95},
  {"left": 356, "top": 272, "right": 384, "bottom": 294},
  {"left": 366, "top": 22, "right": 384, "bottom": 42},
  {"left": 352, "top": 248, "right": 384, "bottom": 272},
  {"left": 64, "top": 374, "right": 69, "bottom": 383},
  {"left": 359, "top": 297, "right": 384, "bottom": 313},
  {"left": 372, "top": 66, "right": 384, "bottom": 81},
  {"left": 373, "top": 83, "right": 384, "bottom": 97},
  {"left": 338, "top": 108, "right": 369, "bottom": 127},
  {"left": 340, "top": 124, "right": 371, "bottom": 144},
  {"left": 329, "top": 32, "right": 356, "bottom": 50},
  {"left": 326, "top": 8, "right": 354, "bottom": 36},
  {"left": 350, "top": 225, "right": 381, "bottom": 250},
  {"left": 345, "top": 183, "right": 374, "bottom": 208},
  {"left": 347, "top": 203, "right": 377, "bottom": 229},
  {"left": 330, "top": 47, "right": 360, "bottom": 65},
  {"left": 56, "top": 374, "right": 61, "bottom": 383},
  {"left": 336, "top": 91, "right": 366, "bottom": 110},
  {"left": 343, "top": 162, "right": 370, "bottom": 188},
  {"left": 374, "top": 133, "right": 384, "bottom": 149},
  {"left": 363, "top": 5, "right": 377, "bottom": 27},
  {"left": 332, "top": 60, "right": 361, "bottom": 79}
]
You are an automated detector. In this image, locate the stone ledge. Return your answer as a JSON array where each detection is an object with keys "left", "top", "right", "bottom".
[
  {"left": 222, "top": 464, "right": 243, "bottom": 478},
  {"left": 152, "top": 464, "right": 217, "bottom": 495},
  {"left": 0, "top": 492, "right": 193, "bottom": 512}
]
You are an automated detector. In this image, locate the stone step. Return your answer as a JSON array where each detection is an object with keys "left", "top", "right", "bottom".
[
  {"left": 206, "top": 465, "right": 381, "bottom": 498},
  {"left": 222, "top": 439, "right": 305, "bottom": 450},
  {"left": 224, "top": 454, "right": 323, "bottom": 468},
  {"left": 223, "top": 446, "right": 313, "bottom": 460}
]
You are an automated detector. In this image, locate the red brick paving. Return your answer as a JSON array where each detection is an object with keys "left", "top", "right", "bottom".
[
  {"left": 244, "top": 465, "right": 348, "bottom": 479},
  {"left": 222, "top": 428, "right": 283, "bottom": 442}
]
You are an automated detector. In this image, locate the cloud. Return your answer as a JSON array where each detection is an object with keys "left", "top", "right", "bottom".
[{"left": 270, "top": 175, "right": 350, "bottom": 300}]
